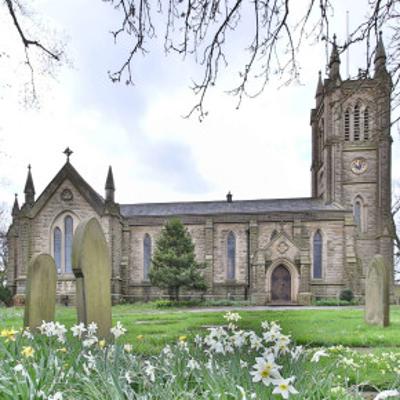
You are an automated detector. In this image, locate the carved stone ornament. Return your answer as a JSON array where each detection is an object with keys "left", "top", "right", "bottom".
[
  {"left": 60, "top": 188, "right": 73, "bottom": 201},
  {"left": 351, "top": 157, "right": 368, "bottom": 175},
  {"left": 277, "top": 241, "right": 289, "bottom": 254}
]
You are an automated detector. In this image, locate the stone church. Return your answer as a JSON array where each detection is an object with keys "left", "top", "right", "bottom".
[{"left": 7, "top": 37, "right": 394, "bottom": 305}]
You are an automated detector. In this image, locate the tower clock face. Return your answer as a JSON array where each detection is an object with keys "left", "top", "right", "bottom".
[{"left": 351, "top": 157, "right": 368, "bottom": 175}]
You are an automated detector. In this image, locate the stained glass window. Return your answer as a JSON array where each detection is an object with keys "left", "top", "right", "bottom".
[
  {"left": 54, "top": 227, "right": 62, "bottom": 273},
  {"left": 313, "top": 231, "right": 322, "bottom": 279},
  {"left": 143, "top": 234, "right": 152, "bottom": 281},
  {"left": 227, "top": 232, "right": 236, "bottom": 280},
  {"left": 64, "top": 216, "right": 73, "bottom": 273}
]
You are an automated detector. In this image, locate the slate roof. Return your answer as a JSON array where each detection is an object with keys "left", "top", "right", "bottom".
[{"left": 120, "top": 197, "right": 344, "bottom": 218}]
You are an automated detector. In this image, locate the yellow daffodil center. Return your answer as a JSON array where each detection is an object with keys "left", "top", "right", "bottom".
[
  {"left": 179, "top": 335, "right": 187, "bottom": 342},
  {"left": 261, "top": 365, "right": 272, "bottom": 378},
  {"left": 279, "top": 383, "right": 289, "bottom": 391}
]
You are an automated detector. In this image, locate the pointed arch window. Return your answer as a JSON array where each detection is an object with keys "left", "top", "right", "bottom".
[
  {"left": 52, "top": 213, "right": 76, "bottom": 274},
  {"left": 313, "top": 231, "right": 323, "bottom": 279},
  {"left": 354, "top": 198, "right": 363, "bottom": 232},
  {"left": 143, "top": 234, "right": 152, "bottom": 281},
  {"left": 344, "top": 108, "right": 350, "bottom": 141},
  {"left": 54, "top": 227, "right": 62, "bottom": 273},
  {"left": 270, "top": 230, "right": 278, "bottom": 241},
  {"left": 364, "top": 107, "right": 369, "bottom": 140},
  {"left": 227, "top": 232, "right": 236, "bottom": 280},
  {"left": 354, "top": 104, "right": 360, "bottom": 141},
  {"left": 64, "top": 216, "right": 73, "bottom": 273}
]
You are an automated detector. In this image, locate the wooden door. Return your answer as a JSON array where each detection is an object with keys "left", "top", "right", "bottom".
[{"left": 271, "top": 265, "right": 291, "bottom": 302}]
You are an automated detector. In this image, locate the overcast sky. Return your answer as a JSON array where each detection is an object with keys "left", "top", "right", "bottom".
[{"left": 0, "top": 0, "right": 399, "bottom": 215}]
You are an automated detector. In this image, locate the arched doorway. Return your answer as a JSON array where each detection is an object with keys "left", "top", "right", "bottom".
[{"left": 271, "top": 264, "right": 291, "bottom": 302}]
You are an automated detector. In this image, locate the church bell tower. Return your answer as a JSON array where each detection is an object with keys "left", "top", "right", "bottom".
[{"left": 310, "top": 33, "right": 393, "bottom": 275}]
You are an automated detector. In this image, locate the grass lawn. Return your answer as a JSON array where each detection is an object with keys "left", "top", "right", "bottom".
[
  {"left": 1, "top": 304, "right": 399, "bottom": 389},
  {"left": 1, "top": 304, "right": 399, "bottom": 351}
]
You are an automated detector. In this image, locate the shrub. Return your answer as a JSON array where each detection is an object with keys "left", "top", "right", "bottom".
[
  {"left": 339, "top": 289, "right": 354, "bottom": 302},
  {"left": 0, "top": 285, "right": 12, "bottom": 307}
]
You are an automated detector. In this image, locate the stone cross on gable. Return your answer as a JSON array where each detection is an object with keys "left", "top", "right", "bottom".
[{"left": 63, "top": 147, "right": 73, "bottom": 162}]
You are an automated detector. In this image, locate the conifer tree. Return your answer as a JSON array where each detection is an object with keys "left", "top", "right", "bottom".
[{"left": 149, "top": 218, "right": 207, "bottom": 301}]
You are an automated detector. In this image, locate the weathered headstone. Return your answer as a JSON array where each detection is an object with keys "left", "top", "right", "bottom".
[
  {"left": 365, "top": 254, "right": 390, "bottom": 327},
  {"left": 72, "top": 217, "right": 112, "bottom": 339},
  {"left": 24, "top": 253, "right": 57, "bottom": 330}
]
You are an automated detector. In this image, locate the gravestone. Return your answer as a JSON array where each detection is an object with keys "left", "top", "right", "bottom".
[
  {"left": 24, "top": 253, "right": 57, "bottom": 330},
  {"left": 72, "top": 217, "right": 112, "bottom": 339},
  {"left": 365, "top": 254, "right": 390, "bottom": 327}
]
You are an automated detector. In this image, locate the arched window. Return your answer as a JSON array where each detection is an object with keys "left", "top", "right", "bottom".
[
  {"left": 344, "top": 109, "right": 350, "bottom": 141},
  {"left": 353, "top": 104, "right": 360, "bottom": 141},
  {"left": 364, "top": 107, "right": 369, "bottom": 140},
  {"left": 227, "top": 231, "right": 236, "bottom": 280},
  {"left": 313, "top": 231, "right": 322, "bottom": 279},
  {"left": 143, "top": 234, "right": 152, "bottom": 281},
  {"left": 270, "top": 230, "right": 278, "bottom": 241},
  {"left": 354, "top": 199, "right": 362, "bottom": 231},
  {"left": 54, "top": 227, "right": 62, "bottom": 273},
  {"left": 64, "top": 216, "right": 73, "bottom": 273}
]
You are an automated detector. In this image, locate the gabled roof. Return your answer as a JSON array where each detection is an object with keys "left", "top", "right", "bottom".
[
  {"left": 120, "top": 197, "right": 345, "bottom": 218},
  {"left": 28, "top": 162, "right": 104, "bottom": 217}
]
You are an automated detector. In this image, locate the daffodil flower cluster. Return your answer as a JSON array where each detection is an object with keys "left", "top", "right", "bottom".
[{"left": 0, "top": 316, "right": 399, "bottom": 399}]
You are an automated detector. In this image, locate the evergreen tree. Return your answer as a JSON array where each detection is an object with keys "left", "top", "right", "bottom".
[{"left": 149, "top": 218, "right": 207, "bottom": 301}]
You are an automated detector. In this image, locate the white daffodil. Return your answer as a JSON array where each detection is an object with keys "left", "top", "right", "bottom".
[
  {"left": 187, "top": 358, "right": 200, "bottom": 370},
  {"left": 110, "top": 321, "right": 127, "bottom": 339},
  {"left": 290, "top": 346, "right": 303, "bottom": 361},
  {"left": 231, "top": 331, "right": 246, "bottom": 348},
  {"left": 83, "top": 336, "right": 98, "bottom": 348},
  {"left": 124, "top": 343, "right": 133, "bottom": 353},
  {"left": 272, "top": 377, "right": 298, "bottom": 399},
  {"left": 71, "top": 323, "right": 86, "bottom": 339},
  {"left": 250, "top": 356, "right": 282, "bottom": 386},
  {"left": 311, "top": 349, "right": 328, "bottom": 363},
  {"left": 144, "top": 361, "right": 155, "bottom": 382},
  {"left": 13, "top": 363, "right": 27, "bottom": 377},
  {"left": 374, "top": 390, "right": 400, "bottom": 400},
  {"left": 48, "top": 393, "right": 63, "bottom": 400},
  {"left": 261, "top": 321, "right": 269, "bottom": 330},
  {"left": 125, "top": 371, "right": 133, "bottom": 384},
  {"left": 83, "top": 352, "right": 96, "bottom": 369},
  {"left": 87, "top": 322, "right": 98, "bottom": 336},
  {"left": 224, "top": 312, "right": 241, "bottom": 322},
  {"left": 22, "top": 328, "right": 33, "bottom": 340},
  {"left": 194, "top": 334, "right": 203, "bottom": 346}
]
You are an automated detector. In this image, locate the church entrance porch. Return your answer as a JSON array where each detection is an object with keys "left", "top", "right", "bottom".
[
  {"left": 265, "top": 260, "right": 299, "bottom": 305},
  {"left": 271, "top": 265, "right": 291, "bottom": 302}
]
